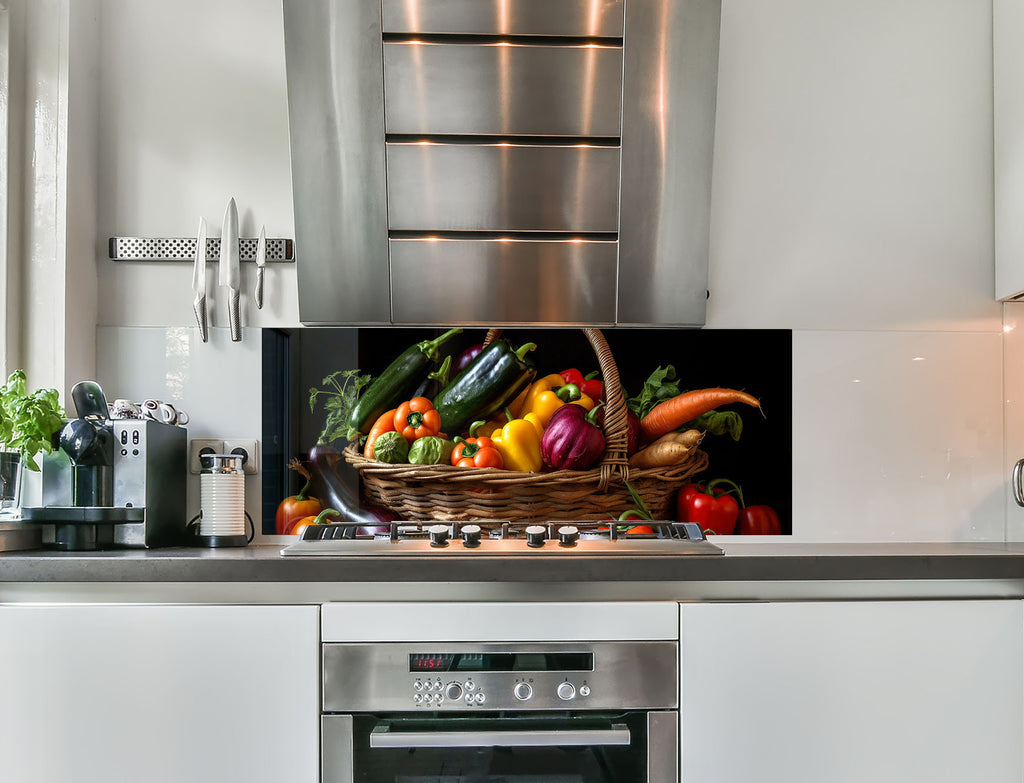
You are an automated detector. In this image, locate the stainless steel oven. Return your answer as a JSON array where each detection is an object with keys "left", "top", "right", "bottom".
[{"left": 321, "top": 640, "right": 678, "bottom": 783}]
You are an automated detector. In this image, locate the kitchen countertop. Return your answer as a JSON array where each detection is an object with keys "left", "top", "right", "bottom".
[{"left": 2, "top": 541, "right": 1024, "bottom": 603}]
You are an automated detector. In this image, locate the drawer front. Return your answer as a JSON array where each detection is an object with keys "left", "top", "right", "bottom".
[
  {"left": 384, "top": 42, "right": 623, "bottom": 137},
  {"left": 386, "top": 143, "right": 621, "bottom": 232},
  {"left": 390, "top": 239, "right": 617, "bottom": 324},
  {"left": 381, "top": 0, "right": 625, "bottom": 37}
]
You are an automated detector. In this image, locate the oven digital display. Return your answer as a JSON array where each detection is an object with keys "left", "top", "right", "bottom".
[{"left": 409, "top": 652, "right": 594, "bottom": 673}]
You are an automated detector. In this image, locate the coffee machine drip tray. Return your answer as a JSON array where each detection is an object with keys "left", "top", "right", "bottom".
[{"left": 20, "top": 506, "right": 146, "bottom": 551}]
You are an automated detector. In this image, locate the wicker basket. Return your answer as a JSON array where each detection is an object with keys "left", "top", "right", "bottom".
[{"left": 343, "top": 328, "right": 708, "bottom": 522}]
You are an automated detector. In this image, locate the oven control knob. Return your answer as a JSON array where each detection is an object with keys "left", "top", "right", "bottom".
[
  {"left": 514, "top": 682, "right": 533, "bottom": 701},
  {"left": 445, "top": 682, "right": 463, "bottom": 701},
  {"left": 525, "top": 525, "right": 547, "bottom": 548},
  {"left": 428, "top": 524, "right": 450, "bottom": 547},
  {"left": 557, "top": 682, "right": 576, "bottom": 701},
  {"left": 557, "top": 525, "right": 579, "bottom": 546},
  {"left": 461, "top": 524, "right": 482, "bottom": 548}
]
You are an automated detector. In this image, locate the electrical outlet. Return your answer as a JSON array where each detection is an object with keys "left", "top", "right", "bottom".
[
  {"left": 189, "top": 439, "right": 224, "bottom": 474},
  {"left": 223, "top": 438, "right": 260, "bottom": 475}
]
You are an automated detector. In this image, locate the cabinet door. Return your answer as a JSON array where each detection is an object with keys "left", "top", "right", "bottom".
[
  {"left": 680, "top": 601, "right": 1023, "bottom": 783},
  {"left": 0, "top": 604, "right": 319, "bottom": 783}
]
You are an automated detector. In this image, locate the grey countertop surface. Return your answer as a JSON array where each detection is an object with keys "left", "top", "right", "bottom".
[{"left": 3, "top": 541, "right": 1024, "bottom": 584}]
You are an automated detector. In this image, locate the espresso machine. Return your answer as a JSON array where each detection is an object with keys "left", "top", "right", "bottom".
[{"left": 22, "top": 381, "right": 187, "bottom": 550}]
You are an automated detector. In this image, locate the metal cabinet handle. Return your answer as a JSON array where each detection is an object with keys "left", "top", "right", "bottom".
[
  {"left": 369, "top": 723, "right": 631, "bottom": 748},
  {"left": 1014, "top": 459, "right": 1024, "bottom": 507}
]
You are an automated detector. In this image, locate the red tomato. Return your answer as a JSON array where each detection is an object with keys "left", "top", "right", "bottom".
[{"left": 736, "top": 505, "right": 782, "bottom": 535}]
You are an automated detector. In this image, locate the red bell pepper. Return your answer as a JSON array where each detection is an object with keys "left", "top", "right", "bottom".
[
  {"left": 736, "top": 504, "right": 782, "bottom": 535},
  {"left": 559, "top": 368, "right": 603, "bottom": 401},
  {"left": 676, "top": 479, "right": 741, "bottom": 535}
]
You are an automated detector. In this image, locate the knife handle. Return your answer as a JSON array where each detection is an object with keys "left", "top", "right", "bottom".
[
  {"left": 255, "top": 267, "right": 265, "bottom": 310},
  {"left": 228, "top": 289, "right": 241, "bottom": 342},
  {"left": 193, "top": 295, "right": 209, "bottom": 343}
]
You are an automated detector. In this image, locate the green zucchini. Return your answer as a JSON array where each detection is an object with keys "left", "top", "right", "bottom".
[
  {"left": 347, "top": 328, "right": 461, "bottom": 436},
  {"left": 432, "top": 340, "right": 537, "bottom": 436}
]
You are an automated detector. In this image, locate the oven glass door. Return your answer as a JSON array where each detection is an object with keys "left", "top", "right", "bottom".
[{"left": 324, "top": 712, "right": 674, "bottom": 783}]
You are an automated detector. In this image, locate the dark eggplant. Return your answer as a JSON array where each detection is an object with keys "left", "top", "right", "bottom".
[
  {"left": 453, "top": 343, "right": 484, "bottom": 374},
  {"left": 307, "top": 442, "right": 396, "bottom": 533},
  {"left": 410, "top": 355, "right": 452, "bottom": 401}
]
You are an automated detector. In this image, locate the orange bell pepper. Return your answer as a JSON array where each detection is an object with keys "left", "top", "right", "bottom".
[{"left": 393, "top": 397, "right": 442, "bottom": 443}]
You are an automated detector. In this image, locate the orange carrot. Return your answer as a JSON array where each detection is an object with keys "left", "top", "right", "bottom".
[
  {"left": 639, "top": 388, "right": 760, "bottom": 442},
  {"left": 363, "top": 408, "right": 397, "bottom": 459}
]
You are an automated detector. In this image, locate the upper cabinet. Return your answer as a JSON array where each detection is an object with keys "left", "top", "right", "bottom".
[
  {"left": 283, "top": 0, "right": 721, "bottom": 327},
  {"left": 995, "top": 0, "right": 1024, "bottom": 300}
]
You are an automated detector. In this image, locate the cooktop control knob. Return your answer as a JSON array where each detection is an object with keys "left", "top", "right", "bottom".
[
  {"left": 557, "top": 682, "right": 576, "bottom": 701},
  {"left": 557, "top": 525, "right": 579, "bottom": 546},
  {"left": 445, "top": 682, "right": 463, "bottom": 701},
  {"left": 525, "top": 525, "right": 547, "bottom": 548},
  {"left": 428, "top": 524, "right": 450, "bottom": 547},
  {"left": 514, "top": 682, "right": 533, "bottom": 701},
  {"left": 461, "top": 524, "right": 482, "bottom": 548}
]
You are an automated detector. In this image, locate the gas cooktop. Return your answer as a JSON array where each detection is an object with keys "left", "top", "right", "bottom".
[{"left": 279, "top": 520, "right": 723, "bottom": 557}]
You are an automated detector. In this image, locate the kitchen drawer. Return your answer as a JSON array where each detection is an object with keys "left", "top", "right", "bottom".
[
  {"left": 385, "top": 142, "right": 621, "bottom": 232},
  {"left": 381, "top": 0, "right": 625, "bottom": 37},
  {"left": 390, "top": 238, "right": 617, "bottom": 324},
  {"left": 384, "top": 42, "right": 623, "bottom": 137}
]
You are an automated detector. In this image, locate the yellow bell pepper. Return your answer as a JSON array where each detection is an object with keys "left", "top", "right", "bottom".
[
  {"left": 519, "top": 374, "right": 595, "bottom": 428},
  {"left": 491, "top": 413, "right": 544, "bottom": 472}
]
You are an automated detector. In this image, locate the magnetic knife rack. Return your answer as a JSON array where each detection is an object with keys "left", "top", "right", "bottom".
[{"left": 108, "top": 237, "right": 295, "bottom": 263}]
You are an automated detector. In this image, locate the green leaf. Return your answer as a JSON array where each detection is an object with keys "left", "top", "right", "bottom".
[
  {"left": 308, "top": 369, "right": 373, "bottom": 446},
  {"left": 626, "top": 365, "right": 682, "bottom": 419},
  {"left": 690, "top": 410, "right": 744, "bottom": 441},
  {"left": 0, "top": 370, "right": 65, "bottom": 471}
]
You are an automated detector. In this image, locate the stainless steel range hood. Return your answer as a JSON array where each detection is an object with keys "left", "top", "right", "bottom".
[{"left": 283, "top": 0, "right": 721, "bottom": 327}]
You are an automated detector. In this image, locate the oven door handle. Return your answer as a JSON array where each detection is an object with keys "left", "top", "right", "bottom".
[{"left": 369, "top": 722, "right": 631, "bottom": 748}]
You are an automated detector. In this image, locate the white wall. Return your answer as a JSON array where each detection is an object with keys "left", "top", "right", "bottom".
[{"left": 89, "top": 0, "right": 1007, "bottom": 542}]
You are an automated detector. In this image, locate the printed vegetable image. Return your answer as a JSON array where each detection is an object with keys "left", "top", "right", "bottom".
[
  {"left": 372, "top": 431, "right": 410, "bottom": 464},
  {"left": 345, "top": 327, "right": 462, "bottom": 437},
  {"left": 308, "top": 443, "right": 398, "bottom": 529},
  {"left": 432, "top": 339, "right": 537, "bottom": 436},
  {"left": 594, "top": 403, "right": 641, "bottom": 456},
  {"left": 736, "top": 504, "right": 782, "bottom": 535},
  {"left": 491, "top": 412, "right": 544, "bottom": 472},
  {"left": 408, "top": 436, "right": 455, "bottom": 466},
  {"left": 628, "top": 429, "right": 702, "bottom": 469},
  {"left": 451, "top": 433, "right": 504, "bottom": 469},
  {"left": 363, "top": 408, "right": 397, "bottom": 459},
  {"left": 393, "top": 397, "right": 442, "bottom": 442},
  {"left": 540, "top": 404, "right": 605, "bottom": 471},
  {"left": 559, "top": 368, "right": 603, "bottom": 401},
  {"left": 519, "top": 374, "right": 595, "bottom": 428},
  {"left": 640, "top": 388, "right": 761, "bottom": 443},
  {"left": 676, "top": 479, "right": 741, "bottom": 536},
  {"left": 290, "top": 507, "right": 342, "bottom": 538},
  {"left": 275, "top": 459, "right": 323, "bottom": 535}
]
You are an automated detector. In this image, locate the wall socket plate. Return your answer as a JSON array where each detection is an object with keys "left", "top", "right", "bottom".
[
  {"left": 189, "top": 439, "right": 224, "bottom": 474},
  {"left": 223, "top": 438, "right": 260, "bottom": 475}
]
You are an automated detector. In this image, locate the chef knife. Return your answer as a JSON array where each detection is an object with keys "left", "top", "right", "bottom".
[
  {"left": 192, "top": 216, "right": 209, "bottom": 342},
  {"left": 254, "top": 224, "right": 266, "bottom": 310},
  {"left": 219, "top": 197, "right": 241, "bottom": 342}
]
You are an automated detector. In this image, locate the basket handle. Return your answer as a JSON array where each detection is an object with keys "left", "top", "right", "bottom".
[{"left": 482, "top": 329, "right": 630, "bottom": 490}]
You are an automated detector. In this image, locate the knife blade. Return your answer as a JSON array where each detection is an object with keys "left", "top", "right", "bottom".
[
  {"left": 191, "top": 216, "right": 209, "bottom": 342},
  {"left": 219, "top": 197, "right": 241, "bottom": 342},
  {"left": 254, "top": 224, "right": 266, "bottom": 310}
]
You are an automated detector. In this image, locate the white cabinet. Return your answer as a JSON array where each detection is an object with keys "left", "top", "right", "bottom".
[
  {"left": 680, "top": 601, "right": 1023, "bottom": 783},
  {"left": 0, "top": 604, "right": 319, "bottom": 783},
  {"left": 996, "top": 0, "right": 1024, "bottom": 300}
]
